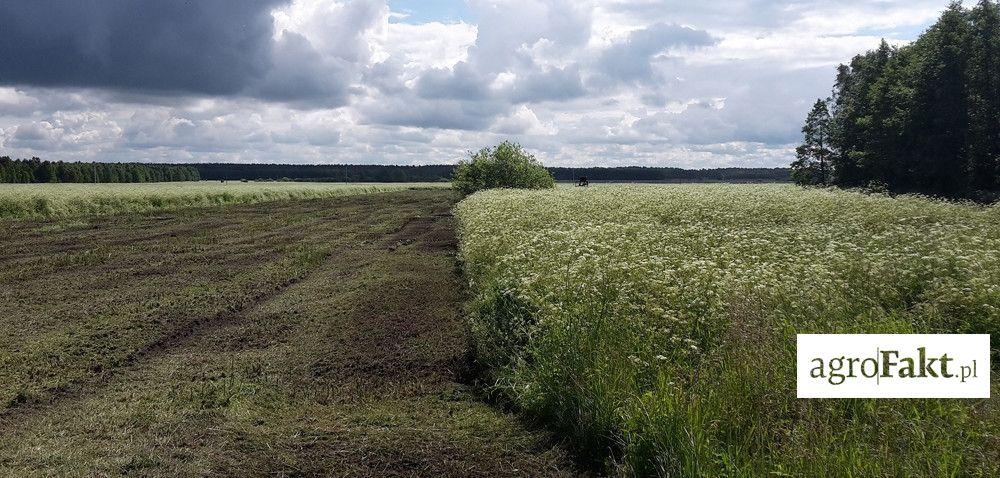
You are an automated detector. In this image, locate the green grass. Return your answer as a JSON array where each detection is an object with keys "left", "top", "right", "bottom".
[
  {"left": 0, "top": 181, "right": 447, "bottom": 220},
  {"left": 456, "top": 184, "right": 1000, "bottom": 476}
]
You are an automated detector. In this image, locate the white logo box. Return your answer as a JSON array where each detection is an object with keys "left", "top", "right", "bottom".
[{"left": 797, "top": 334, "right": 991, "bottom": 398}]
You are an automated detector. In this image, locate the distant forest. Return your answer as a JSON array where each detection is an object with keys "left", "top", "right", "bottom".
[
  {"left": 548, "top": 166, "right": 789, "bottom": 182},
  {"left": 0, "top": 157, "right": 199, "bottom": 183},
  {"left": 192, "top": 163, "right": 790, "bottom": 183},
  {"left": 793, "top": 1, "right": 1000, "bottom": 200},
  {"left": 0, "top": 157, "right": 790, "bottom": 184},
  {"left": 191, "top": 163, "right": 455, "bottom": 182}
]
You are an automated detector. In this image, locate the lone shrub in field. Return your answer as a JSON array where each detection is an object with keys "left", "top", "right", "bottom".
[{"left": 452, "top": 141, "right": 555, "bottom": 196}]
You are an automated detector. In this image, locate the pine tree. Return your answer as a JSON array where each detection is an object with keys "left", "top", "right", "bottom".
[
  {"left": 792, "top": 99, "right": 834, "bottom": 185},
  {"left": 967, "top": 0, "right": 1000, "bottom": 192},
  {"left": 907, "top": 2, "right": 971, "bottom": 195},
  {"left": 829, "top": 64, "right": 861, "bottom": 187},
  {"left": 828, "top": 44, "right": 893, "bottom": 188},
  {"left": 857, "top": 40, "right": 910, "bottom": 188}
]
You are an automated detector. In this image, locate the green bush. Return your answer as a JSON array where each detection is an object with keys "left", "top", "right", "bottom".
[{"left": 452, "top": 141, "right": 555, "bottom": 195}]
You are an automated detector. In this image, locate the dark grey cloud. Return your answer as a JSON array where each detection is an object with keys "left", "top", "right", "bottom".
[
  {"left": 0, "top": 0, "right": 288, "bottom": 96},
  {"left": 361, "top": 96, "right": 507, "bottom": 131},
  {"left": 363, "top": 60, "right": 409, "bottom": 95},
  {"left": 251, "top": 32, "right": 351, "bottom": 107},
  {"left": 12, "top": 123, "right": 50, "bottom": 142},
  {"left": 415, "top": 62, "right": 490, "bottom": 100},
  {"left": 412, "top": 61, "right": 585, "bottom": 106},
  {"left": 595, "top": 23, "right": 717, "bottom": 85},
  {"left": 390, "top": 62, "right": 584, "bottom": 131},
  {"left": 508, "top": 65, "right": 586, "bottom": 103}
]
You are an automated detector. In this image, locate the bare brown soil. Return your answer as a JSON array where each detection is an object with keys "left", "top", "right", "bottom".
[{"left": 0, "top": 190, "right": 580, "bottom": 477}]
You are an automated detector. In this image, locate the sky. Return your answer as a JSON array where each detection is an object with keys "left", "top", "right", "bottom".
[{"left": 0, "top": 0, "right": 952, "bottom": 168}]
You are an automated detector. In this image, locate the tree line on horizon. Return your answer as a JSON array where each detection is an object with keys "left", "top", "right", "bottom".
[
  {"left": 0, "top": 157, "right": 200, "bottom": 183},
  {"left": 548, "top": 166, "right": 789, "bottom": 182},
  {"left": 0, "top": 158, "right": 790, "bottom": 184},
  {"left": 793, "top": 1, "right": 999, "bottom": 200},
  {"left": 190, "top": 163, "right": 790, "bottom": 183},
  {"left": 190, "top": 163, "right": 456, "bottom": 182}
]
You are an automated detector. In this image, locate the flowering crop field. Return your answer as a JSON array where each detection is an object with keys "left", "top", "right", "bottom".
[
  {"left": 456, "top": 184, "right": 999, "bottom": 476},
  {"left": 0, "top": 181, "right": 446, "bottom": 220}
]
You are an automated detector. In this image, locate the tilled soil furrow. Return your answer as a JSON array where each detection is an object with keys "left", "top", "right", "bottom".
[
  {"left": 0, "top": 190, "right": 580, "bottom": 477},
  {"left": 0, "top": 192, "right": 421, "bottom": 417}
]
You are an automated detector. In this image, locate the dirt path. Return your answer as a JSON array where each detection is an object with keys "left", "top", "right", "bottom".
[{"left": 0, "top": 190, "right": 579, "bottom": 477}]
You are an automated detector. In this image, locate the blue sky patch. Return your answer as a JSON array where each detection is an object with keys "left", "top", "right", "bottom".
[{"left": 388, "top": 0, "right": 471, "bottom": 24}]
